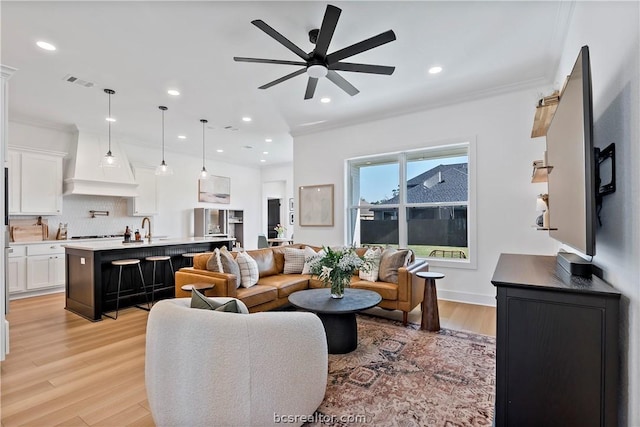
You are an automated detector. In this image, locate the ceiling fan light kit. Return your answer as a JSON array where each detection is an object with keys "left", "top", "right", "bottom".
[{"left": 234, "top": 4, "right": 396, "bottom": 100}]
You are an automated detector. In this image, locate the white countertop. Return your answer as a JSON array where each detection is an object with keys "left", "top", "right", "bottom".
[{"left": 62, "top": 236, "right": 234, "bottom": 251}]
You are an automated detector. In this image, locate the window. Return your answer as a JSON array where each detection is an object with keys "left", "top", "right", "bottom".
[{"left": 348, "top": 142, "right": 473, "bottom": 266}]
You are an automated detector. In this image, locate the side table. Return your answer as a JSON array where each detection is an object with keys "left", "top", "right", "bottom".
[
  {"left": 416, "top": 271, "right": 444, "bottom": 331},
  {"left": 181, "top": 282, "right": 215, "bottom": 296}
]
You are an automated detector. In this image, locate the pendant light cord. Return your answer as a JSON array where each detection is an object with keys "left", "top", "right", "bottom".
[
  {"left": 108, "top": 93, "right": 111, "bottom": 152},
  {"left": 159, "top": 106, "right": 168, "bottom": 163},
  {"left": 200, "top": 119, "right": 208, "bottom": 171}
]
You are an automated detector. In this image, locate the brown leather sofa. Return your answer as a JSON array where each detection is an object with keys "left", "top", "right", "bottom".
[{"left": 174, "top": 244, "right": 429, "bottom": 325}]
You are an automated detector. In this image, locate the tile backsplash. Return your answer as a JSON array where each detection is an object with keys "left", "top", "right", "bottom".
[{"left": 10, "top": 195, "right": 146, "bottom": 239}]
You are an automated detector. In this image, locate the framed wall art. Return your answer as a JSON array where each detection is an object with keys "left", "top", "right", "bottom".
[
  {"left": 198, "top": 175, "right": 230, "bottom": 204},
  {"left": 298, "top": 184, "right": 334, "bottom": 227}
]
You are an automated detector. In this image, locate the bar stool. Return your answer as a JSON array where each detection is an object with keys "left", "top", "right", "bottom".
[
  {"left": 417, "top": 271, "right": 444, "bottom": 331},
  {"left": 145, "top": 255, "right": 175, "bottom": 304},
  {"left": 103, "top": 259, "right": 148, "bottom": 320},
  {"left": 181, "top": 252, "right": 199, "bottom": 268}
]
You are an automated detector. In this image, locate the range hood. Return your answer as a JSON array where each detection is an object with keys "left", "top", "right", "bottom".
[{"left": 64, "top": 128, "right": 138, "bottom": 197}]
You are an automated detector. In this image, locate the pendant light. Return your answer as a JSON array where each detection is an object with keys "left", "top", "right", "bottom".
[
  {"left": 200, "top": 119, "right": 208, "bottom": 178},
  {"left": 100, "top": 89, "right": 120, "bottom": 168},
  {"left": 155, "top": 106, "right": 173, "bottom": 176}
]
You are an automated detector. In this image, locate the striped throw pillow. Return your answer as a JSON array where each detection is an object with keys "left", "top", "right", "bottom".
[
  {"left": 235, "top": 251, "right": 259, "bottom": 288},
  {"left": 283, "top": 247, "right": 306, "bottom": 274}
]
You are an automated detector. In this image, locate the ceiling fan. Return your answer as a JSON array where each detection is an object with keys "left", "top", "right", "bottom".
[{"left": 234, "top": 4, "right": 396, "bottom": 100}]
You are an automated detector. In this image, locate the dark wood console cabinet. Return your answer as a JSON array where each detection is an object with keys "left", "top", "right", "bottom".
[{"left": 491, "top": 253, "right": 620, "bottom": 427}]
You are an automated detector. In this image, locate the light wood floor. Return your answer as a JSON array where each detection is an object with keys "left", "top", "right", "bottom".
[{"left": 1, "top": 293, "right": 496, "bottom": 426}]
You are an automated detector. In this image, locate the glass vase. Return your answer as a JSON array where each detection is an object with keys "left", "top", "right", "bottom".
[{"left": 330, "top": 278, "right": 347, "bottom": 299}]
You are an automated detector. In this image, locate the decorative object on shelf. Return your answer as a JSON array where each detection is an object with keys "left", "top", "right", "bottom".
[
  {"left": 307, "top": 246, "right": 366, "bottom": 298},
  {"left": 289, "top": 211, "right": 294, "bottom": 225},
  {"left": 536, "top": 193, "right": 549, "bottom": 229},
  {"left": 299, "top": 184, "right": 334, "bottom": 226},
  {"left": 100, "top": 89, "right": 120, "bottom": 168},
  {"left": 199, "top": 119, "right": 208, "bottom": 178},
  {"left": 274, "top": 223, "right": 286, "bottom": 238},
  {"left": 198, "top": 175, "right": 231, "bottom": 203},
  {"left": 531, "top": 90, "right": 560, "bottom": 138},
  {"left": 155, "top": 106, "right": 173, "bottom": 176}
]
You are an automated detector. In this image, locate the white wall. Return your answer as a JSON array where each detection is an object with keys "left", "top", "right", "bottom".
[
  {"left": 556, "top": 2, "right": 639, "bottom": 425},
  {"left": 293, "top": 88, "right": 558, "bottom": 305},
  {"left": 8, "top": 120, "right": 263, "bottom": 246}
]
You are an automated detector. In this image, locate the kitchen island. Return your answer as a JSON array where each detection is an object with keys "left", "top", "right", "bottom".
[{"left": 65, "top": 237, "right": 233, "bottom": 321}]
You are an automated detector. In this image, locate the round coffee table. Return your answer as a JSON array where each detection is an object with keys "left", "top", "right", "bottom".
[{"left": 288, "top": 288, "right": 382, "bottom": 354}]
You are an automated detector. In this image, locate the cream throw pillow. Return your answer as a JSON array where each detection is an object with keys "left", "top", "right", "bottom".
[
  {"left": 235, "top": 251, "right": 259, "bottom": 288},
  {"left": 301, "top": 246, "right": 320, "bottom": 274},
  {"left": 283, "top": 247, "right": 306, "bottom": 274},
  {"left": 205, "top": 248, "right": 223, "bottom": 272},
  {"left": 359, "top": 247, "right": 381, "bottom": 282}
]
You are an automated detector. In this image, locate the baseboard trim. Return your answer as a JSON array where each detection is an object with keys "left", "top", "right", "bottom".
[
  {"left": 438, "top": 290, "right": 496, "bottom": 307},
  {"left": 10, "top": 287, "right": 65, "bottom": 300}
]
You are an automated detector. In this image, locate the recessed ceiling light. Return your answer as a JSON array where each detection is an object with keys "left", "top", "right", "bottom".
[
  {"left": 242, "top": 117, "right": 252, "bottom": 122},
  {"left": 320, "top": 97, "right": 331, "bottom": 103},
  {"left": 428, "top": 66, "right": 443, "bottom": 74},
  {"left": 216, "top": 149, "right": 224, "bottom": 153},
  {"left": 36, "top": 41, "right": 56, "bottom": 51},
  {"left": 260, "top": 159, "right": 266, "bottom": 163},
  {"left": 167, "top": 89, "right": 180, "bottom": 96},
  {"left": 178, "top": 135, "right": 186, "bottom": 139},
  {"left": 265, "top": 138, "right": 272, "bottom": 142},
  {"left": 105, "top": 117, "right": 116, "bottom": 122},
  {"left": 263, "top": 151, "right": 269, "bottom": 155}
]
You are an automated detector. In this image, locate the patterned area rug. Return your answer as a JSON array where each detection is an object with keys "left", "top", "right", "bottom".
[{"left": 305, "top": 315, "right": 496, "bottom": 427}]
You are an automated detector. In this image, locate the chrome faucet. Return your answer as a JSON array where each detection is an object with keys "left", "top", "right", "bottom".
[{"left": 141, "top": 217, "right": 151, "bottom": 242}]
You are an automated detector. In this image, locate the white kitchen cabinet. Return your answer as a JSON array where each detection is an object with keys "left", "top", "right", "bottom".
[
  {"left": 129, "top": 166, "right": 158, "bottom": 216},
  {"left": 7, "top": 246, "right": 26, "bottom": 293},
  {"left": 8, "top": 147, "right": 65, "bottom": 215},
  {"left": 10, "top": 243, "right": 65, "bottom": 296}
]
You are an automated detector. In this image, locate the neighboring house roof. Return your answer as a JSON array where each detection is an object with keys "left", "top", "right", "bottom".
[{"left": 379, "top": 163, "right": 468, "bottom": 205}]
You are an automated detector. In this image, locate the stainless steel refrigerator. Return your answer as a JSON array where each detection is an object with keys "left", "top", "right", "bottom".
[{"left": 194, "top": 208, "right": 228, "bottom": 237}]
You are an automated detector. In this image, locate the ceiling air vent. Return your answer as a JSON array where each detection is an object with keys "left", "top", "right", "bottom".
[{"left": 62, "top": 74, "right": 97, "bottom": 88}]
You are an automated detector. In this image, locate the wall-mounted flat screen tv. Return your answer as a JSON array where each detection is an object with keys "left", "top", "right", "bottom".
[{"left": 546, "top": 45, "right": 596, "bottom": 257}]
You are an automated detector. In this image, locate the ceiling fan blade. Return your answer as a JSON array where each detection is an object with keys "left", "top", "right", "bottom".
[
  {"left": 304, "top": 77, "right": 319, "bottom": 100},
  {"left": 251, "top": 20, "right": 310, "bottom": 61},
  {"left": 326, "top": 70, "right": 359, "bottom": 96},
  {"left": 326, "top": 30, "right": 396, "bottom": 64},
  {"left": 258, "top": 68, "right": 307, "bottom": 90},
  {"left": 329, "top": 62, "right": 395, "bottom": 75},
  {"left": 314, "top": 5, "right": 341, "bottom": 59},
  {"left": 234, "top": 57, "right": 308, "bottom": 66}
]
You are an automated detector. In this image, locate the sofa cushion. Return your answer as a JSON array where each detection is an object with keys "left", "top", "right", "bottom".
[
  {"left": 283, "top": 247, "right": 306, "bottom": 274},
  {"left": 359, "top": 247, "right": 382, "bottom": 282},
  {"left": 236, "top": 251, "right": 259, "bottom": 288},
  {"left": 378, "top": 248, "right": 411, "bottom": 284},
  {"left": 246, "top": 248, "right": 279, "bottom": 277},
  {"left": 258, "top": 274, "right": 309, "bottom": 298},
  {"left": 190, "top": 288, "right": 242, "bottom": 312},
  {"left": 235, "top": 285, "right": 278, "bottom": 308},
  {"left": 350, "top": 279, "right": 398, "bottom": 300}
]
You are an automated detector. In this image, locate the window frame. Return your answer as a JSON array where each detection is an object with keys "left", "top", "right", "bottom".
[{"left": 346, "top": 140, "right": 477, "bottom": 269}]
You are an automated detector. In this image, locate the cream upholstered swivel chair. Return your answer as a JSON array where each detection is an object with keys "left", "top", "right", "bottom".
[{"left": 145, "top": 297, "right": 328, "bottom": 427}]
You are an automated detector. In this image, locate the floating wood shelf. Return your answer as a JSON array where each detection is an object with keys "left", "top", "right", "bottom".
[
  {"left": 531, "top": 91, "right": 560, "bottom": 138},
  {"left": 531, "top": 160, "right": 554, "bottom": 183}
]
